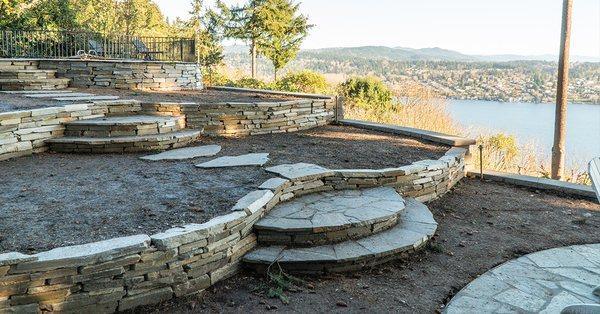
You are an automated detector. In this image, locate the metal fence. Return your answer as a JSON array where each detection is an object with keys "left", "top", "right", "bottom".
[{"left": 0, "top": 29, "right": 196, "bottom": 62}]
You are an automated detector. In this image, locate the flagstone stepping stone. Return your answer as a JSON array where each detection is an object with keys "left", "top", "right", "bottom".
[
  {"left": 196, "top": 153, "right": 269, "bottom": 168},
  {"left": 255, "top": 187, "right": 406, "bottom": 246},
  {"left": 444, "top": 243, "right": 600, "bottom": 314},
  {"left": 52, "top": 95, "right": 120, "bottom": 101},
  {"left": 140, "top": 145, "right": 222, "bottom": 161},
  {"left": 244, "top": 198, "right": 437, "bottom": 274}
]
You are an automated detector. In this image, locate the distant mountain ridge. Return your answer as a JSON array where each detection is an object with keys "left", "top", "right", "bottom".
[{"left": 224, "top": 45, "right": 600, "bottom": 63}]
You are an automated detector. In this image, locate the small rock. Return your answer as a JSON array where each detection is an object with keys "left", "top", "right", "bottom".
[
  {"left": 336, "top": 301, "right": 348, "bottom": 307},
  {"left": 266, "top": 304, "right": 278, "bottom": 310},
  {"left": 306, "top": 283, "right": 314, "bottom": 289},
  {"left": 593, "top": 286, "right": 600, "bottom": 297}
]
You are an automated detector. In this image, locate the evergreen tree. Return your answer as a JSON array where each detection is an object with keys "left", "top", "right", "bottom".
[
  {"left": 259, "top": 0, "right": 310, "bottom": 80},
  {"left": 217, "top": 0, "right": 272, "bottom": 78},
  {"left": 187, "top": 0, "right": 224, "bottom": 82}
]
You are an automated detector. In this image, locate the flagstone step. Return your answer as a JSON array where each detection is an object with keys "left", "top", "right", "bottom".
[
  {"left": 243, "top": 198, "right": 437, "bottom": 274},
  {"left": 46, "top": 129, "right": 201, "bottom": 153},
  {"left": 63, "top": 115, "right": 186, "bottom": 137},
  {"left": 254, "top": 187, "right": 406, "bottom": 246},
  {"left": 0, "top": 69, "right": 58, "bottom": 80},
  {"left": 0, "top": 78, "right": 71, "bottom": 91}
]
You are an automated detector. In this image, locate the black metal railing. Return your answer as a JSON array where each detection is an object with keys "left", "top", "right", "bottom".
[{"left": 0, "top": 29, "right": 196, "bottom": 62}]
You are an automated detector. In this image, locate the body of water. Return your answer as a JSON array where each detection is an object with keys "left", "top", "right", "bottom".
[{"left": 446, "top": 99, "right": 600, "bottom": 165}]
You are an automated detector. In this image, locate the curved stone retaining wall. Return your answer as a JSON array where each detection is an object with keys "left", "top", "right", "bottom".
[
  {"left": 140, "top": 99, "right": 336, "bottom": 136},
  {"left": 0, "top": 98, "right": 335, "bottom": 160},
  {"left": 0, "top": 147, "right": 467, "bottom": 313}
]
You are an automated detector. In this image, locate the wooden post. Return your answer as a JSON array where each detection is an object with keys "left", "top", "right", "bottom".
[
  {"left": 251, "top": 40, "right": 257, "bottom": 79},
  {"left": 551, "top": 0, "right": 573, "bottom": 180},
  {"left": 335, "top": 96, "right": 345, "bottom": 123}
]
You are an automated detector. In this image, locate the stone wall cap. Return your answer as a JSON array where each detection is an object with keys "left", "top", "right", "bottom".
[
  {"left": 0, "top": 252, "right": 37, "bottom": 266},
  {"left": 232, "top": 190, "right": 275, "bottom": 215},
  {"left": 266, "top": 163, "right": 335, "bottom": 180},
  {"left": 15, "top": 234, "right": 150, "bottom": 271},
  {"left": 258, "top": 178, "right": 290, "bottom": 191}
]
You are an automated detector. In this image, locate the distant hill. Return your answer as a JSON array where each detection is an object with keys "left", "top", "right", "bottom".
[{"left": 224, "top": 45, "right": 600, "bottom": 63}]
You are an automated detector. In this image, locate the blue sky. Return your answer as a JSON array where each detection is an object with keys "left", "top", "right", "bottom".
[{"left": 155, "top": 0, "right": 600, "bottom": 56}]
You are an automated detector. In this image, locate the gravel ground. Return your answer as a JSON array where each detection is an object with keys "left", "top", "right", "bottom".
[
  {"left": 0, "top": 88, "right": 296, "bottom": 112},
  {"left": 0, "top": 125, "right": 446, "bottom": 253},
  {"left": 139, "top": 178, "right": 600, "bottom": 314}
]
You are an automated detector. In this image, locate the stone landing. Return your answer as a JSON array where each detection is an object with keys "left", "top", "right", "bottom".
[
  {"left": 254, "top": 187, "right": 406, "bottom": 246},
  {"left": 244, "top": 198, "right": 437, "bottom": 274}
]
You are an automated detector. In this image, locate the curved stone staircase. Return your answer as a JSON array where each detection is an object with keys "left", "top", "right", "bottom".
[
  {"left": 46, "top": 115, "right": 201, "bottom": 153},
  {"left": 0, "top": 66, "right": 70, "bottom": 91},
  {"left": 243, "top": 187, "right": 437, "bottom": 274}
]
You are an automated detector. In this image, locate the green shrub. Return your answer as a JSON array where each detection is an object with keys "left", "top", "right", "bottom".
[
  {"left": 338, "top": 76, "right": 393, "bottom": 110},
  {"left": 275, "top": 70, "right": 331, "bottom": 95},
  {"left": 202, "top": 69, "right": 231, "bottom": 87},
  {"left": 228, "top": 77, "right": 271, "bottom": 90}
]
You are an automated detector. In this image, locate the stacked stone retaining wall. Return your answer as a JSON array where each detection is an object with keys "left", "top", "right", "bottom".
[
  {"left": 0, "top": 101, "right": 141, "bottom": 161},
  {"left": 0, "top": 147, "right": 468, "bottom": 313},
  {"left": 0, "top": 97, "right": 335, "bottom": 160},
  {"left": 36, "top": 59, "right": 202, "bottom": 91},
  {"left": 140, "top": 99, "right": 335, "bottom": 136}
]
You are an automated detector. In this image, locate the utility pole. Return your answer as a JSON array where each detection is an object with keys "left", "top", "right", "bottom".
[{"left": 551, "top": 0, "right": 573, "bottom": 180}]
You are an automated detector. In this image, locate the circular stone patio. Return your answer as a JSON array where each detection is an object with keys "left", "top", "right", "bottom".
[{"left": 445, "top": 244, "right": 600, "bottom": 313}]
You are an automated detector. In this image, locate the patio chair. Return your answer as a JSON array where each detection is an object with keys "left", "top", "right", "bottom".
[
  {"left": 87, "top": 39, "right": 105, "bottom": 56},
  {"left": 132, "top": 38, "right": 162, "bottom": 61}
]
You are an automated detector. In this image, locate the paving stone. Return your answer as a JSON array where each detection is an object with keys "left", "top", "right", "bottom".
[
  {"left": 266, "top": 163, "right": 334, "bottom": 180},
  {"left": 445, "top": 244, "right": 600, "bottom": 314},
  {"left": 140, "top": 145, "right": 221, "bottom": 161},
  {"left": 195, "top": 153, "right": 269, "bottom": 168}
]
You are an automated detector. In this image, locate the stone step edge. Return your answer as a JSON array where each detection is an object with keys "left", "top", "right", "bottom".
[
  {"left": 243, "top": 198, "right": 437, "bottom": 272},
  {"left": 0, "top": 78, "right": 71, "bottom": 83},
  {"left": 64, "top": 115, "right": 186, "bottom": 127},
  {"left": 45, "top": 129, "right": 201, "bottom": 145}
]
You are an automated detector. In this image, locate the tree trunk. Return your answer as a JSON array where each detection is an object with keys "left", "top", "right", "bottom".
[
  {"left": 551, "top": 0, "right": 573, "bottom": 180},
  {"left": 274, "top": 68, "right": 278, "bottom": 81},
  {"left": 251, "top": 39, "right": 257, "bottom": 79}
]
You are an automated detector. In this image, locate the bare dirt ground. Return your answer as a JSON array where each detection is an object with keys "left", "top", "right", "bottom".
[
  {"left": 139, "top": 178, "right": 600, "bottom": 314},
  {"left": 0, "top": 88, "right": 296, "bottom": 112},
  {"left": 0, "top": 125, "right": 446, "bottom": 253}
]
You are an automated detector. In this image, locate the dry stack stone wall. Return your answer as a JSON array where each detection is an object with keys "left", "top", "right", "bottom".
[
  {"left": 37, "top": 59, "right": 202, "bottom": 91},
  {"left": 0, "top": 147, "right": 467, "bottom": 313},
  {"left": 0, "top": 101, "right": 141, "bottom": 161},
  {"left": 140, "top": 99, "right": 336, "bottom": 136}
]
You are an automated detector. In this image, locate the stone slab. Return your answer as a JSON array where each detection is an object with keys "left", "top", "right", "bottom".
[
  {"left": 52, "top": 96, "right": 120, "bottom": 101},
  {"left": 0, "top": 252, "right": 37, "bottom": 267},
  {"left": 140, "top": 145, "right": 222, "bottom": 161},
  {"left": 0, "top": 90, "right": 73, "bottom": 94},
  {"left": 195, "top": 153, "right": 269, "bottom": 168},
  {"left": 258, "top": 178, "right": 290, "bottom": 191},
  {"left": 468, "top": 170, "right": 597, "bottom": 200},
  {"left": 266, "top": 163, "right": 334, "bottom": 180},
  {"left": 15, "top": 235, "right": 150, "bottom": 272},
  {"left": 589, "top": 157, "right": 600, "bottom": 203},
  {"left": 232, "top": 190, "right": 275, "bottom": 215},
  {"left": 25, "top": 93, "right": 94, "bottom": 98},
  {"left": 445, "top": 244, "right": 600, "bottom": 314}
]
